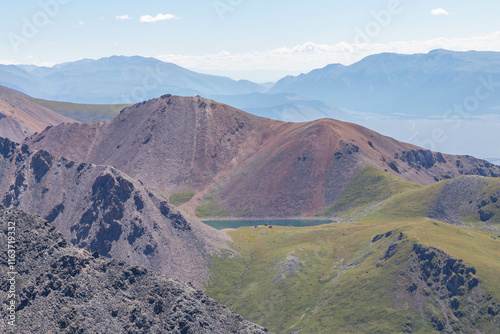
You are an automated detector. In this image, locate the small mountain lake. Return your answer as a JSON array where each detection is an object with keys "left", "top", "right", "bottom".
[{"left": 202, "top": 219, "right": 334, "bottom": 230}]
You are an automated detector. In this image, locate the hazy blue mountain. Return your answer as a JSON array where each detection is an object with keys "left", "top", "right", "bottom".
[
  {"left": 0, "top": 56, "right": 266, "bottom": 104},
  {"left": 210, "top": 92, "right": 351, "bottom": 122},
  {"left": 270, "top": 49, "right": 500, "bottom": 117}
]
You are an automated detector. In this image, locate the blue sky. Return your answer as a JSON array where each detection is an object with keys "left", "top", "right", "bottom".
[{"left": 1, "top": 0, "right": 500, "bottom": 82}]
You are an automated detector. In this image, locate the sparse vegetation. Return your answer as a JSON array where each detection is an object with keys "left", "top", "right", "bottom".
[
  {"left": 371, "top": 176, "right": 500, "bottom": 227},
  {"left": 195, "top": 202, "right": 228, "bottom": 218},
  {"left": 195, "top": 190, "right": 229, "bottom": 218},
  {"left": 26, "top": 96, "right": 132, "bottom": 122},
  {"left": 169, "top": 191, "right": 195, "bottom": 206},
  {"left": 206, "top": 218, "right": 500, "bottom": 333},
  {"left": 204, "top": 172, "right": 500, "bottom": 333},
  {"left": 319, "top": 165, "right": 421, "bottom": 218}
]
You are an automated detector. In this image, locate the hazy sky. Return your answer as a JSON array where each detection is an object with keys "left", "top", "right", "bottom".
[{"left": 2, "top": 0, "right": 500, "bottom": 82}]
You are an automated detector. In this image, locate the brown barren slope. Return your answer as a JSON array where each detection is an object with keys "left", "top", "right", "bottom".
[
  {"left": 0, "top": 137, "right": 229, "bottom": 287},
  {"left": 25, "top": 95, "right": 500, "bottom": 217},
  {"left": 0, "top": 85, "right": 76, "bottom": 142}
]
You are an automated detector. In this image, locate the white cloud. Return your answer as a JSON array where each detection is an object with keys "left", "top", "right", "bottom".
[
  {"left": 0, "top": 59, "right": 20, "bottom": 65},
  {"left": 155, "top": 31, "right": 500, "bottom": 81},
  {"left": 0, "top": 59, "right": 56, "bottom": 67},
  {"left": 73, "top": 21, "right": 85, "bottom": 29},
  {"left": 116, "top": 14, "right": 132, "bottom": 20},
  {"left": 140, "top": 13, "right": 177, "bottom": 23},
  {"left": 431, "top": 8, "right": 450, "bottom": 16}
]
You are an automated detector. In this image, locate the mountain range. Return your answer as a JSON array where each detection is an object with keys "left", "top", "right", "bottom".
[
  {"left": 0, "top": 56, "right": 266, "bottom": 104},
  {"left": 24, "top": 94, "right": 500, "bottom": 218},
  {"left": 3, "top": 50, "right": 500, "bottom": 119},
  {"left": 2, "top": 50, "right": 500, "bottom": 165},
  {"left": 270, "top": 49, "right": 500, "bottom": 117},
  {"left": 1, "top": 51, "right": 500, "bottom": 333}
]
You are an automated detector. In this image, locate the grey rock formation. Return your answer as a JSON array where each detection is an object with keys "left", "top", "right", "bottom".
[
  {"left": 0, "top": 137, "right": 230, "bottom": 288},
  {"left": 0, "top": 205, "right": 268, "bottom": 333}
]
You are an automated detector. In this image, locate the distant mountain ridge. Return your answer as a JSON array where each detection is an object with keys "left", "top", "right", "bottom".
[
  {"left": 210, "top": 92, "right": 350, "bottom": 122},
  {"left": 0, "top": 56, "right": 266, "bottom": 104},
  {"left": 270, "top": 49, "right": 500, "bottom": 117}
]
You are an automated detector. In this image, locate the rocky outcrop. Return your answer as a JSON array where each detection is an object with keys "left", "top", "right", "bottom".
[
  {"left": 426, "top": 176, "right": 500, "bottom": 226},
  {"left": 0, "top": 137, "right": 230, "bottom": 287},
  {"left": 368, "top": 231, "right": 500, "bottom": 333},
  {"left": 0, "top": 206, "right": 268, "bottom": 333},
  {"left": 400, "top": 244, "right": 500, "bottom": 333},
  {"left": 395, "top": 150, "right": 447, "bottom": 170}
]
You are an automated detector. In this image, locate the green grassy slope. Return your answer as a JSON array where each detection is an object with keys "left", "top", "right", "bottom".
[
  {"left": 195, "top": 189, "right": 230, "bottom": 218},
  {"left": 319, "top": 165, "right": 422, "bottom": 219},
  {"left": 169, "top": 191, "right": 195, "bottom": 206},
  {"left": 205, "top": 171, "right": 500, "bottom": 333},
  {"left": 26, "top": 96, "right": 132, "bottom": 122},
  {"left": 371, "top": 176, "right": 500, "bottom": 228},
  {"left": 206, "top": 219, "right": 500, "bottom": 333}
]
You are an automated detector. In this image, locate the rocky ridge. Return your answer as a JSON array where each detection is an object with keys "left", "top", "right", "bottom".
[
  {"left": 370, "top": 231, "right": 500, "bottom": 333},
  {"left": 0, "top": 205, "right": 268, "bottom": 333},
  {"left": 0, "top": 137, "right": 230, "bottom": 287}
]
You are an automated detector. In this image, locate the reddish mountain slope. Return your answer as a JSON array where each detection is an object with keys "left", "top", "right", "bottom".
[
  {"left": 25, "top": 95, "right": 500, "bottom": 217},
  {"left": 0, "top": 137, "right": 229, "bottom": 287},
  {"left": 0, "top": 85, "right": 76, "bottom": 142}
]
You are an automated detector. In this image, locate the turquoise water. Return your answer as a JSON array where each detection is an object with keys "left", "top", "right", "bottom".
[{"left": 202, "top": 219, "right": 333, "bottom": 230}]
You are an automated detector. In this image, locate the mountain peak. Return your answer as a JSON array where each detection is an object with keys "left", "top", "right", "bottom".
[
  {"left": 269, "top": 49, "right": 500, "bottom": 117},
  {"left": 0, "top": 58, "right": 266, "bottom": 104},
  {"left": 26, "top": 93, "right": 500, "bottom": 218}
]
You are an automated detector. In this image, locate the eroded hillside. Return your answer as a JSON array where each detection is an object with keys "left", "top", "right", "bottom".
[{"left": 24, "top": 95, "right": 500, "bottom": 218}]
